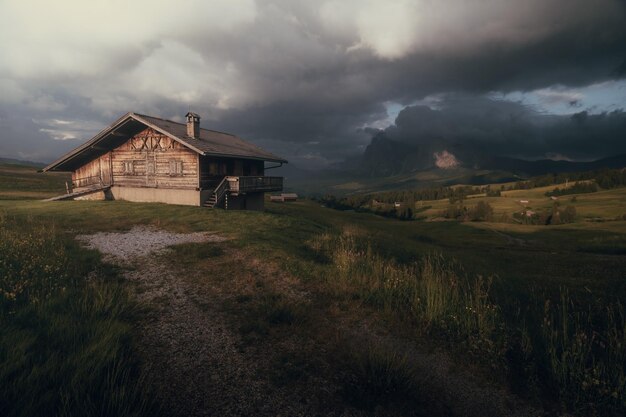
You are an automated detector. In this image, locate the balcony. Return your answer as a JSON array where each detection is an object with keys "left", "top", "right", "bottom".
[{"left": 226, "top": 176, "right": 283, "bottom": 195}]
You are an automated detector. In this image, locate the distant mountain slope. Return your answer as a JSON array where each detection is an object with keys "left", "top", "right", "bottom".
[
  {"left": 360, "top": 135, "right": 437, "bottom": 175},
  {"left": 482, "top": 154, "right": 626, "bottom": 176},
  {"left": 0, "top": 157, "right": 45, "bottom": 167},
  {"left": 483, "top": 155, "right": 626, "bottom": 176},
  {"left": 290, "top": 136, "right": 626, "bottom": 195},
  {"left": 359, "top": 135, "right": 626, "bottom": 177},
  {"left": 0, "top": 161, "right": 69, "bottom": 199}
]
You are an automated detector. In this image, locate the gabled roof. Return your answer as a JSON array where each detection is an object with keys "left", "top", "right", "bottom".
[{"left": 43, "top": 112, "right": 287, "bottom": 172}]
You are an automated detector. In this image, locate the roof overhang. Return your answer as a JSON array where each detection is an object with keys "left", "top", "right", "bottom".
[
  {"left": 42, "top": 113, "right": 205, "bottom": 172},
  {"left": 201, "top": 152, "right": 287, "bottom": 164},
  {"left": 43, "top": 112, "right": 288, "bottom": 172}
]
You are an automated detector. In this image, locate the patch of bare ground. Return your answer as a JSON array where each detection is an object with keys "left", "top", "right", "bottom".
[{"left": 78, "top": 227, "right": 547, "bottom": 417}]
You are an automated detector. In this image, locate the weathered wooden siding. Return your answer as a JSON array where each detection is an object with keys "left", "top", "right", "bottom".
[
  {"left": 72, "top": 128, "right": 268, "bottom": 193},
  {"left": 72, "top": 153, "right": 112, "bottom": 189},
  {"left": 110, "top": 128, "right": 198, "bottom": 189}
]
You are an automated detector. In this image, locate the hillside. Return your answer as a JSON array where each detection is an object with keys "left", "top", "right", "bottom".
[
  {"left": 0, "top": 162, "right": 69, "bottom": 199},
  {"left": 281, "top": 134, "right": 626, "bottom": 196},
  {"left": 358, "top": 135, "right": 626, "bottom": 177},
  {"left": 1, "top": 167, "right": 625, "bottom": 416}
]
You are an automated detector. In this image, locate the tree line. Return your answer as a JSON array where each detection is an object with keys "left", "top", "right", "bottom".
[{"left": 318, "top": 167, "right": 625, "bottom": 221}]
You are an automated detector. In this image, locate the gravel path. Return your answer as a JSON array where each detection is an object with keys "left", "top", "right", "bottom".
[
  {"left": 77, "top": 227, "right": 323, "bottom": 416},
  {"left": 78, "top": 226, "right": 548, "bottom": 417},
  {"left": 77, "top": 226, "right": 226, "bottom": 262}
]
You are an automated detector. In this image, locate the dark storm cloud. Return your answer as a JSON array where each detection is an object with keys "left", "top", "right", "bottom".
[
  {"left": 0, "top": 1, "right": 625, "bottom": 165},
  {"left": 172, "top": 0, "right": 626, "bottom": 164},
  {"left": 377, "top": 95, "right": 626, "bottom": 161},
  {"left": 212, "top": 99, "right": 386, "bottom": 166}
]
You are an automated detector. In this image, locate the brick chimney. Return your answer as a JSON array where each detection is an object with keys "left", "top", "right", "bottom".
[{"left": 186, "top": 112, "right": 200, "bottom": 138}]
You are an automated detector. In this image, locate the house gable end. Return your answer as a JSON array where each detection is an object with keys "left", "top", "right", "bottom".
[{"left": 43, "top": 112, "right": 287, "bottom": 173}]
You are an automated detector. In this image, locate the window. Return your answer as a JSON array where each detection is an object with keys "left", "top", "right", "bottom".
[
  {"left": 169, "top": 160, "right": 183, "bottom": 176},
  {"left": 122, "top": 160, "right": 134, "bottom": 175}
]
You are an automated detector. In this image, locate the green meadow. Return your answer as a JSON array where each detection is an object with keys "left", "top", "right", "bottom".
[
  {"left": 1, "top": 163, "right": 625, "bottom": 416},
  {"left": 0, "top": 163, "right": 70, "bottom": 200}
]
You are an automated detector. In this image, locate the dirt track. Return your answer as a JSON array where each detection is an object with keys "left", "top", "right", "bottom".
[{"left": 78, "top": 227, "right": 546, "bottom": 417}]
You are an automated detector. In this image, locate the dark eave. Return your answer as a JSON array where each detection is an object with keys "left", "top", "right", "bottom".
[
  {"left": 43, "top": 113, "right": 140, "bottom": 172},
  {"left": 43, "top": 112, "right": 287, "bottom": 172}
]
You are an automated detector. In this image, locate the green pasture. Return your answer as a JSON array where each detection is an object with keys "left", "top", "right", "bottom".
[
  {"left": 411, "top": 183, "right": 626, "bottom": 222},
  {"left": 2, "top": 162, "right": 626, "bottom": 415},
  {"left": 0, "top": 163, "right": 69, "bottom": 199}
]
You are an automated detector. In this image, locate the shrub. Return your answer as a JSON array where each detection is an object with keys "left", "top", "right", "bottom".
[
  {"left": 470, "top": 201, "right": 494, "bottom": 222},
  {"left": 546, "top": 182, "right": 598, "bottom": 197},
  {"left": 560, "top": 206, "right": 577, "bottom": 224}
]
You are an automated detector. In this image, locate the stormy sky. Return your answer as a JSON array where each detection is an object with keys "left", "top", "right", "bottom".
[{"left": 0, "top": 0, "right": 625, "bottom": 168}]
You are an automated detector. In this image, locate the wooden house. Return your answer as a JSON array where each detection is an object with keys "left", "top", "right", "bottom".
[{"left": 43, "top": 112, "right": 287, "bottom": 210}]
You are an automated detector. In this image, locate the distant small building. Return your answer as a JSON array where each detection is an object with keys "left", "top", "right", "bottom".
[
  {"left": 519, "top": 200, "right": 529, "bottom": 204},
  {"left": 270, "top": 193, "right": 298, "bottom": 202},
  {"left": 550, "top": 196, "right": 559, "bottom": 200}
]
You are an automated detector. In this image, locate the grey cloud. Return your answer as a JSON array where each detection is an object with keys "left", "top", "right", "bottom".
[
  {"left": 375, "top": 95, "right": 626, "bottom": 164},
  {"left": 0, "top": 111, "right": 78, "bottom": 162},
  {"left": 0, "top": 1, "right": 625, "bottom": 165},
  {"left": 211, "top": 99, "right": 385, "bottom": 168}
]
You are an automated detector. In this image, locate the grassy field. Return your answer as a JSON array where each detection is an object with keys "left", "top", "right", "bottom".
[
  {"left": 0, "top": 212, "right": 157, "bottom": 417},
  {"left": 1, "top": 163, "right": 625, "bottom": 416},
  {"left": 299, "top": 167, "right": 519, "bottom": 196},
  {"left": 410, "top": 184, "right": 626, "bottom": 222},
  {"left": 0, "top": 163, "right": 69, "bottom": 199}
]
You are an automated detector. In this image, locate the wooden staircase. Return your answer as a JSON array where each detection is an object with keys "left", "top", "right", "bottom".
[{"left": 203, "top": 176, "right": 229, "bottom": 209}]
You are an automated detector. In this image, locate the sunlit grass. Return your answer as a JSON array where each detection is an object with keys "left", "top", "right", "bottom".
[
  {"left": 309, "top": 227, "right": 626, "bottom": 415},
  {"left": 1, "top": 177, "right": 625, "bottom": 416},
  {"left": 0, "top": 215, "right": 156, "bottom": 417}
]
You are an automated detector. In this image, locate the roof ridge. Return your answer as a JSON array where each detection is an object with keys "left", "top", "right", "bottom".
[
  {"left": 133, "top": 112, "right": 237, "bottom": 138},
  {"left": 43, "top": 112, "right": 287, "bottom": 171}
]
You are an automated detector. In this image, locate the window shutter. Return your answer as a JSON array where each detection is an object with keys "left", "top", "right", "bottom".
[
  {"left": 123, "top": 160, "right": 134, "bottom": 175},
  {"left": 169, "top": 160, "right": 183, "bottom": 176}
]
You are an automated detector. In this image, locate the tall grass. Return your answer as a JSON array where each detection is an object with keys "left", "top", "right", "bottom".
[
  {"left": 540, "top": 294, "right": 625, "bottom": 414},
  {"left": 341, "top": 343, "right": 417, "bottom": 410},
  {"left": 310, "top": 228, "right": 503, "bottom": 359},
  {"left": 309, "top": 227, "right": 626, "bottom": 415},
  {"left": 0, "top": 213, "right": 156, "bottom": 417}
]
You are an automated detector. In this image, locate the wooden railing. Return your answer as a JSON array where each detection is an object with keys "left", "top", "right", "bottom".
[
  {"left": 212, "top": 176, "right": 229, "bottom": 207},
  {"left": 71, "top": 175, "right": 104, "bottom": 191},
  {"left": 227, "top": 176, "right": 283, "bottom": 194}
]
